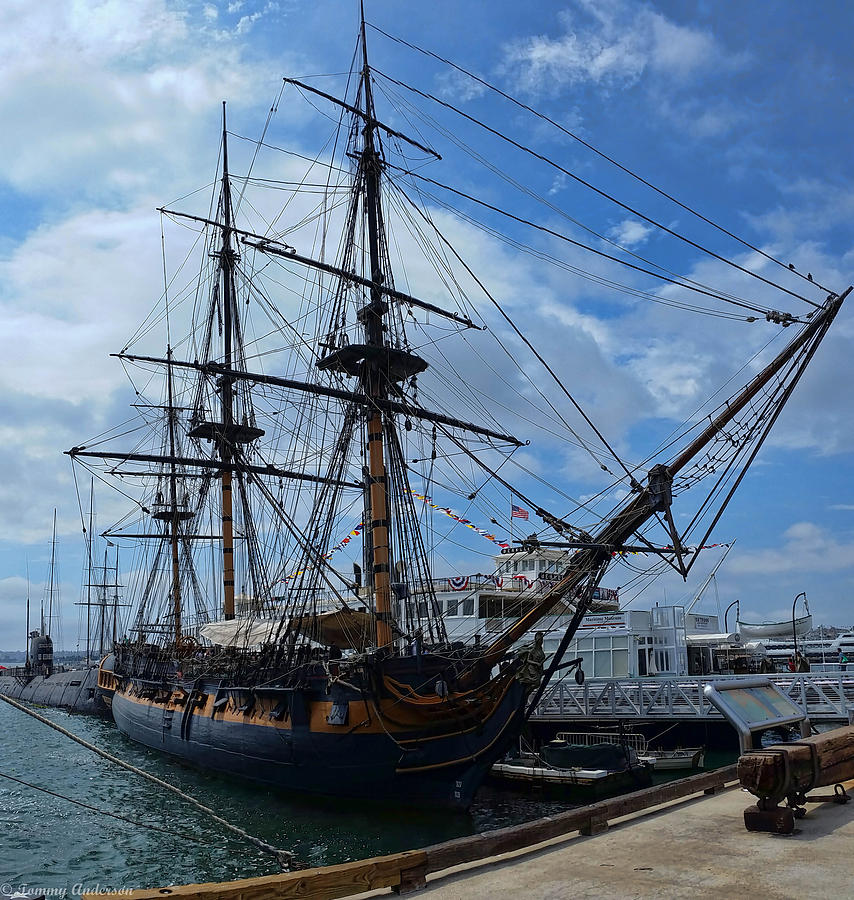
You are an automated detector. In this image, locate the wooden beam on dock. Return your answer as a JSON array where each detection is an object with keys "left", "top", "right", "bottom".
[
  {"left": 85, "top": 766, "right": 737, "bottom": 900},
  {"left": 89, "top": 850, "right": 429, "bottom": 900},
  {"left": 738, "top": 725, "right": 854, "bottom": 801},
  {"left": 422, "top": 764, "right": 736, "bottom": 874}
]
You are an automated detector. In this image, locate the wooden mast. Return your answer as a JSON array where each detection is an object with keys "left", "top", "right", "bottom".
[
  {"left": 359, "top": 15, "right": 394, "bottom": 649},
  {"left": 165, "top": 348, "right": 182, "bottom": 642},
  {"left": 219, "top": 102, "right": 237, "bottom": 621}
]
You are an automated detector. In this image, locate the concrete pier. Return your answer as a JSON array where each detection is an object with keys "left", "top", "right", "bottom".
[
  {"left": 100, "top": 768, "right": 854, "bottom": 900},
  {"left": 408, "top": 779, "right": 854, "bottom": 899}
]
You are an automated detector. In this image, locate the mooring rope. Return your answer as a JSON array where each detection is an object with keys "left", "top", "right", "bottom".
[
  {"left": 0, "top": 769, "right": 217, "bottom": 845},
  {"left": 0, "top": 693, "right": 294, "bottom": 869}
]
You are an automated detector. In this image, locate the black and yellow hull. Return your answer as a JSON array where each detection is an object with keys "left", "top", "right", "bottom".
[{"left": 102, "top": 662, "right": 525, "bottom": 809}]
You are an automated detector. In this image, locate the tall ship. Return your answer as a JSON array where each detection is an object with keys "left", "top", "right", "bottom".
[{"left": 68, "top": 17, "right": 849, "bottom": 808}]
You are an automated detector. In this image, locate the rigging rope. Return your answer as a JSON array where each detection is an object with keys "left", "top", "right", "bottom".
[
  {"left": 366, "top": 22, "right": 832, "bottom": 298},
  {"left": 394, "top": 184, "right": 643, "bottom": 491},
  {"left": 0, "top": 769, "right": 220, "bottom": 847},
  {"left": 371, "top": 67, "right": 824, "bottom": 310},
  {"left": 393, "top": 169, "right": 775, "bottom": 318}
]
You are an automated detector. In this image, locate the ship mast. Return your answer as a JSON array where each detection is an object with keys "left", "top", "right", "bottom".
[
  {"left": 218, "top": 103, "right": 237, "bottom": 621},
  {"left": 47, "top": 508, "right": 57, "bottom": 636},
  {"left": 358, "top": 18, "right": 394, "bottom": 648}
]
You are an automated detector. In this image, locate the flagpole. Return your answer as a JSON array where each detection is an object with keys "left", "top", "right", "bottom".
[{"left": 509, "top": 489, "right": 514, "bottom": 546}]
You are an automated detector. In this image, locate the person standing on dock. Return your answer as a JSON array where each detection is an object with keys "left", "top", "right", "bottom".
[{"left": 839, "top": 650, "right": 849, "bottom": 671}]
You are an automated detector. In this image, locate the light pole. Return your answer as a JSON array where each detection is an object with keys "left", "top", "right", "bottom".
[
  {"left": 792, "top": 591, "right": 807, "bottom": 667},
  {"left": 724, "top": 599, "right": 739, "bottom": 633}
]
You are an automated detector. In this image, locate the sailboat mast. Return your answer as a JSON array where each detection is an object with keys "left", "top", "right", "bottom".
[
  {"left": 86, "top": 479, "right": 94, "bottom": 662},
  {"left": 219, "top": 101, "right": 237, "bottom": 621},
  {"left": 685, "top": 540, "right": 735, "bottom": 614},
  {"left": 99, "top": 546, "right": 108, "bottom": 656},
  {"left": 359, "top": 18, "right": 393, "bottom": 648},
  {"left": 47, "top": 508, "right": 57, "bottom": 635},
  {"left": 25, "top": 559, "right": 30, "bottom": 668}
]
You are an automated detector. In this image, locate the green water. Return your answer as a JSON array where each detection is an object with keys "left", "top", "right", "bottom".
[{"left": 0, "top": 703, "right": 569, "bottom": 893}]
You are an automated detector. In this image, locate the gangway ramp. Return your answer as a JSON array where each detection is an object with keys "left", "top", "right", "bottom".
[{"left": 532, "top": 673, "right": 854, "bottom": 723}]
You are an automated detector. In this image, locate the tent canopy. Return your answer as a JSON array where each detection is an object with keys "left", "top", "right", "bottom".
[
  {"left": 198, "top": 608, "right": 373, "bottom": 650},
  {"left": 289, "top": 609, "right": 373, "bottom": 650}
]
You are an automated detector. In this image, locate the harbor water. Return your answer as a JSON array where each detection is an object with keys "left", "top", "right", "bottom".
[
  {"left": 0, "top": 702, "right": 737, "bottom": 893},
  {"left": 0, "top": 702, "right": 571, "bottom": 892}
]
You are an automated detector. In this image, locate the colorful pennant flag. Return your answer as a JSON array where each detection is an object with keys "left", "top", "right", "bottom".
[
  {"left": 278, "top": 519, "right": 365, "bottom": 583},
  {"left": 409, "top": 490, "right": 511, "bottom": 550}
]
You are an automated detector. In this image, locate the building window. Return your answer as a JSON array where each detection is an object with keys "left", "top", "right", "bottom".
[
  {"left": 593, "top": 649, "right": 612, "bottom": 677},
  {"left": 612, "top": 649, "right": 629, "bottom": 677}
]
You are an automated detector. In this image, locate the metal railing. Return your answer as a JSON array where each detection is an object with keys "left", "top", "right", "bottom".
[
  {"left": 533, "top": 673, "right": 854, "bottom": 722},
  {"left": 555, "top": 730, "right": 648, "bottom": 753}
]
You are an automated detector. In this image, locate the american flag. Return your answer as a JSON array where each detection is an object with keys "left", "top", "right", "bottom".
[{"left": 511, "top": 504, "right": 529, "bottom": 520}]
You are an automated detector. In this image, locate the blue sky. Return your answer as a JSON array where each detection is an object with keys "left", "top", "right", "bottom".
[{"left": 1, "top": 0, "right": 853, "bottom": 648}]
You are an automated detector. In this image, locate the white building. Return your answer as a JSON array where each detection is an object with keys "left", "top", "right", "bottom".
[{"left": 429, "top": 546, "right": 739, "bottom": 678}]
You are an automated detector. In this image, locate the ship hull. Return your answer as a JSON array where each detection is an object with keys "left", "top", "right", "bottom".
[
  {"left": 110, "top": 677, "right": 525, "bottom": 809},
  {"left": 0, "top": 665, "right": 108, "bottom": 716}
]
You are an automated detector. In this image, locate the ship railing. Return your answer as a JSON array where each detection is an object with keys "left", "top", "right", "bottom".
[
  {"left": 430, "top": 576, "right": 602, "bottom": 596},
  {"left": 430, "top": 577, "right": 497, "bottom": 593},
  {"left": 554, "top": 730, "right": 648, "bottom": 753},
  {"left": 533, "top": 672, "right": 854, "bottom": 722},
  {"left": 0, "top": 665, "right": 35, "bottom": 684}
]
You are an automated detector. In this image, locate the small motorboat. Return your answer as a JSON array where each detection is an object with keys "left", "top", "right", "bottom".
[
  {"left": 638, "top": 747, "right": 705, "bottom": 771},
  {"left": 491, "top": 735, "right": 652, "bottom": 799}
]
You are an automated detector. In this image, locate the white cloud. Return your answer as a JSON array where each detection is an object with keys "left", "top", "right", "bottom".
[
  {"left": 237, "top": 12, "right": 263, "bottom": 34},
  {"left": 436, "top": 68, "right": 488, "bottom": 103},
  {"left": 729, "top": 522, "right": 854, "bottom": 576},
  {"left": 548, "top": 173, "right": 569, "bottom": 195},
  {"left": 0, "top": 1, "right": 288, "bottom": 203},
  {"left": 608, "top": 218, "right": 653, "bottom": 248},
  {"left": 0, "top": 202, "right": 212, "bottom": 410},
  {"left": 503, "top": 0, "right": 724, "bottom": 93}
]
